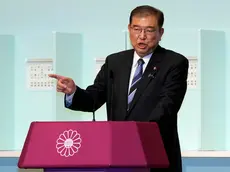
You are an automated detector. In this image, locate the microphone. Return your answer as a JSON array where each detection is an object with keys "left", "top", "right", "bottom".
[
  {"left": 148, "top": 73, "right": 155, "bottom": 79},
  {"left": 92, "top": 85, "right": 99, "bottom": 122},
  {"left": 109, "top": 71, "right": 114, "bottom": 121},
  {"left": 92, "top": 103, "right": 96, "bottom": 121},
  {"left": 148, "top": 66, "right": 158, "bottom": 79}
]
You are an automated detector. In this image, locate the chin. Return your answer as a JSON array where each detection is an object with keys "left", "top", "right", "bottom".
[{"left": 137, "top": 48, "right": 148, "bottom": 53}]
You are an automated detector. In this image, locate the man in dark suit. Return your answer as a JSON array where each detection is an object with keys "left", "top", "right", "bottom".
[{"left": 49, "top": 5, "right": 188, "bottom": 172}]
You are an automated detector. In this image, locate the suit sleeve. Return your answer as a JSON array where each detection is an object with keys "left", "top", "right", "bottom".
[
  {"left": 65, "top": 59, "right": 108, "bottom": 112},
  {"left": 149, "top": 57, "right": 189, "bottom": 122}
]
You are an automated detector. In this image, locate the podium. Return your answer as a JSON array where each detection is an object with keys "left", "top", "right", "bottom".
[{"left": 18, "top": 121, "right": 169, "bottom": 172}]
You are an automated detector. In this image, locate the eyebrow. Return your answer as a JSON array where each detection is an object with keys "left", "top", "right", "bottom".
[{"left": 132, "top": 25, "right": 156, "bottom": 29}]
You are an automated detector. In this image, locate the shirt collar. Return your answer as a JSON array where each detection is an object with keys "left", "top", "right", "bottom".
[{"left": 132, "top": 51, "right": 153, "bottom": 68}]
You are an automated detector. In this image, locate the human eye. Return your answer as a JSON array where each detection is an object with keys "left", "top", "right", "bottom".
[
  {"left": 146, "top": 28, "right": 155, "bottom": 33},
  {"left": 133, "top": 27, "right": 141, "bottom": 31}
]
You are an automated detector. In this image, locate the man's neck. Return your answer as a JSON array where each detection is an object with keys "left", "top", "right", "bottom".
[{"left": 136, "top": 44, "right": 158, "bottom": 58}]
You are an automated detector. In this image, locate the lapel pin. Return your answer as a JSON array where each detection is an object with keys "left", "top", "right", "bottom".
[{"left": 148, "top": 66, "right": 158, "bottom": 78}]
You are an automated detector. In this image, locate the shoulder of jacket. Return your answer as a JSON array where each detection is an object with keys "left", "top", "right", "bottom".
[
  {"left": 164, "top": 48, "right": 188, "bottom": 64},
  {"left": 106, "top": 49, "right": 134, "bottom": 61}
]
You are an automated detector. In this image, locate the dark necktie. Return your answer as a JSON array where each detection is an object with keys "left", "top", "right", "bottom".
[{"left": 127, "top": 58, "right": 145, "bottom": 109}]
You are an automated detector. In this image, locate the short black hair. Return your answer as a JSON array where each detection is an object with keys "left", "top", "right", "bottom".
[{"left": 129, "top": 5, "right": 164, "bottom": 28}]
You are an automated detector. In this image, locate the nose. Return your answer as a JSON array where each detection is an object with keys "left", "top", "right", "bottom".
[{"left": 139, "top": 29, "right": 147, "bottom": 39}]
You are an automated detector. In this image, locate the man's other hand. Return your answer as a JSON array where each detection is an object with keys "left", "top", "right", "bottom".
[{"left": 48, "top": 74, "right": 76, "bottom": 95}]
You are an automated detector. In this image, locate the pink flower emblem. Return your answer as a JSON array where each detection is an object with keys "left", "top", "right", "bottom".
[{"left": 56, "top": 129, "right": 82, "bottom": 157}]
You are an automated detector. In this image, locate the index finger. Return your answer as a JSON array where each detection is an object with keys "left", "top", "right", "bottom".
[{"left": 48, "top": 74, "right": 65, "bottom": 80}]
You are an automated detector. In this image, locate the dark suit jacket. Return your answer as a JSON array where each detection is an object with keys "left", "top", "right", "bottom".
[{"left": 66, "top": 45, "right": 189, "bottom": 172}]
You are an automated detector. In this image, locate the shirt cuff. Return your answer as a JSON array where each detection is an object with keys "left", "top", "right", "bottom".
[{"left": 65, "top": 91, "right": 75, "bottom": 107}]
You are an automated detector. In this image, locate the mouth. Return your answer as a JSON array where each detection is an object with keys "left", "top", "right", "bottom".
[{"left": 137, "top": 43, "right": 147, "bottom": 49}]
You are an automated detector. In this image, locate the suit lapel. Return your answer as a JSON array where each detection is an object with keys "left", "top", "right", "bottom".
[
  {"left": 127, "top": 45, "right": 164, "bottom": 113},
  {"left": 117, "top": 49, "right": 134, "bottom": 113}
]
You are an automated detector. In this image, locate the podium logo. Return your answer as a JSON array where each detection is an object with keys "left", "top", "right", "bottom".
[{"left": 56, "top": 129, "right": 82, "bottom": 157}]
